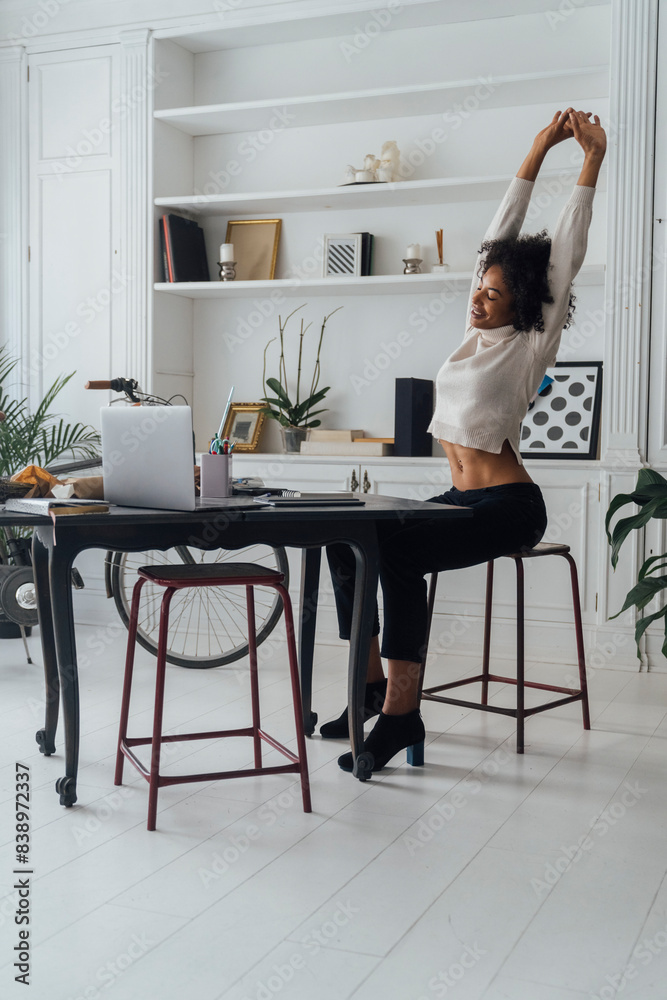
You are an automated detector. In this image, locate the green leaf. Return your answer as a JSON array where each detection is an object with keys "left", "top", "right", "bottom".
[
  {"left": 634, "top": 605, "right": 667, "bottom": 647},
  {"left": 265, "top": 378, "right": 292, "bottom": 408},
  {"left": 608, "top": 496, "right": 667, "bottom": 568},
  {"left": 637, "top": 468, "right": 667, "bottom": 489},
  {"left": 638, "top": 555, "right": 667, "bottom": 581},
  {"left": 611, "top": 575, "right": 667, "bottom": 616}
]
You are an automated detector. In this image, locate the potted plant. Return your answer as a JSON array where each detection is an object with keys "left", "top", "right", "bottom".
[
  {"left": 261, "top": 304, "right": 342, "bottom": 453},
  {"left": 0, "top": 346, "right": 101, "bottom": 638},
  {"left": 606, "top": 467, "right": 667, "bottom": 658}
]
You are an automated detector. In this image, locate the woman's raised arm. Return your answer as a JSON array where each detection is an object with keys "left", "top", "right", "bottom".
[
  {"left": 569, "top": 110, "right": 606, "bottom": 187},
  {"left": 516, "top": 108, "right": 577, "bottom": 181}
]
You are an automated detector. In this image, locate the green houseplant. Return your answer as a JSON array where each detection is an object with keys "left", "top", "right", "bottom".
[
  {"left": 0, "top": 346, "right": 101, "bottom": 479},
  {"left": 606, "top": 467, "right": 667, "bottom": 658},
  {"left": 261, "top": 304, "right": 342, "bottom": 452}
]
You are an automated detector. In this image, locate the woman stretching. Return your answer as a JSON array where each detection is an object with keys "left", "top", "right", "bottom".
[{"left": 324, "top": 109, "right": 606, "bottom": 773}]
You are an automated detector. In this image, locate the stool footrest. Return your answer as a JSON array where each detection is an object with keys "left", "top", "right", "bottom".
[
  {"left": 421, "top": 691, "right": 586, "bottom": 719},
  {"left": 423, "top": 674, "right": 584, "bottom": 697},
  {"left": 119, "top": 726, "right": 301, "bottom": 789}
]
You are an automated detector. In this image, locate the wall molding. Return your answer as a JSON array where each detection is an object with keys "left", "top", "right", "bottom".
[
  {"left": 603, "top": 0, "right": 658, "bottom": 465},
  {"left": 0, "top": 45, "right": 28, "bottom": 370},
  {"left": 118, "top": 28, "right": 151, "bottom": 390}
]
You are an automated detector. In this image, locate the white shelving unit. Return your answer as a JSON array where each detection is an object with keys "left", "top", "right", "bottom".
[
  {"left": 150, "top": 1, "right": 610, "bottom": 459},
  {"left": 154, "top": 264, "right": 606, "bottom": 299},
  {"left": 154, "top": 67, "right": 608, "bottom": 135}
]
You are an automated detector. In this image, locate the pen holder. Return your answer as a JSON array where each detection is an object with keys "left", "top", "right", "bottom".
[{"left": 200, "top": 453, "right": 232, "bottom": 497}]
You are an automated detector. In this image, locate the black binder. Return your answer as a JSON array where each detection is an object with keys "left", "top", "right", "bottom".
[{"left": 162, "top": 214, "right": 210, "bottom": 282}]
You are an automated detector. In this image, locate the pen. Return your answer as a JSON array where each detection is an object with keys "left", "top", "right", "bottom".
[{"left": 218, "top": 385, "right": 235, "bottom": 439}]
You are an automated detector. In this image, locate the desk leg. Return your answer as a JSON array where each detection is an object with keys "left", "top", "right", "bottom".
[
  {"left": 348, "top": 533, "right": 380, "bottom": 782},
  {"left": 32, "top": 529, "right": 58, "bottom": 756},
  {"left": 298, "top": 548, "right": 321, "bottom": 736},
  {"left": 49, "top": 543, "right": 79, "bottom": 807}
]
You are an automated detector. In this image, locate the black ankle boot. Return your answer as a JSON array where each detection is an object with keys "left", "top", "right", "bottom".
[
  {"left": 319, "top": 679, "right": 388, "bottom": 739},
  {"left": 337, "top": 709, "right": 425, "bottom": 772}
]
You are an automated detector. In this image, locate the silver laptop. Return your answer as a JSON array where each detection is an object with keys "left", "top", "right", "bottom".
[{"left": 100, "top": 405, "right": 234, "bottom": 511}]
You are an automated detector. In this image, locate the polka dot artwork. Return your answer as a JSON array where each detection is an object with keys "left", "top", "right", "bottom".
[{"left": 520, "top": 362, "right": 603, "bottom": 459}]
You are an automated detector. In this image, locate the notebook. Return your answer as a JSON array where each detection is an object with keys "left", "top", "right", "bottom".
[{"left": 100, "top": 405, "right": 249, "bottom": 512}]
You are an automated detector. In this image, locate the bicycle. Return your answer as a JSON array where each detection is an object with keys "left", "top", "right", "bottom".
[{"left": 0, "top": 380, "right": 289, "bottom": 669}]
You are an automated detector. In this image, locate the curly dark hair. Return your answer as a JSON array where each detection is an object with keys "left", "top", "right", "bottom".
[{"left": 478, "top": 230, "right": 575, "bottom": 333}]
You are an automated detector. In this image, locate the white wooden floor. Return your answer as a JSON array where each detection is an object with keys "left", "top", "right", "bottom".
[{"left": 1, "top": 626, "right": 667, "bottom": 1000}]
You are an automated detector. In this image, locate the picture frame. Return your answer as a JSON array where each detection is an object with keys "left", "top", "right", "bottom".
[
  {"left": 323, "top": 233, "right": 362, "bottom": 277},
  {"left": 221, "top": 403, "right": 266, "bottom": 452},
  {"left": 224, "top": 219, "right": 281, "bottom": 281},
  {"left": 520, "top": 361, "right": 603, "bottom": 460}
]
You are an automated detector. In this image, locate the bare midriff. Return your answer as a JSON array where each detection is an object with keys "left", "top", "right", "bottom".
[{"left": 439, "top": 438, "right": 534, "bottom": 491}]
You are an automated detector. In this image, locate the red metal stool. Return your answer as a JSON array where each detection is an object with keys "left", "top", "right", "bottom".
[
  {"left": 419, "top": 542, "right": 591, "bottom": 754},
  {"left": 115, "top": 562, "right": 311, "bottom": 830}
]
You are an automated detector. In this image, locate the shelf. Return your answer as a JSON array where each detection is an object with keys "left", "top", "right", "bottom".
[
  {"left": 154, "top": 67, "right": 608, "bottom": 136},
  {"left": 155, "top": 169, "right": 605, "bottom": 216},
  {"left": 154, "top": 265, "right": 605, "bottom": 299}
]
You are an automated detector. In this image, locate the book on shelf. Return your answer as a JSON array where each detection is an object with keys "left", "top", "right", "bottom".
[
  {"left": 308, "top": 429, "right": 365, "bottom": 442},
  {"left": 300, "top": 441, "right": 393, "bottom": 456},
  {"left": 353, "top": 437, "right": 394, "bottom": 443},
  {"left": 360, "top": 232, "right": 374, "bottom": 277},
  {"left": 161, "top": 214, "right": 210, "bottom": 283},
  {"left": 4, "top": 498, "right": 110, "bottom": 516}
]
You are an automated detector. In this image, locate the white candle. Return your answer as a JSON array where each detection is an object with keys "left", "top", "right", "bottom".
[
  {"left": 406, "top": 243, "right": 420, "bottom": 259},
  {"left": 219, "top": 243, "right": 234, "bottom": 262}
]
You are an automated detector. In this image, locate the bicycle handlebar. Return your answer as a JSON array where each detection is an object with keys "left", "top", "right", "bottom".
[{"left": 85, "top": 381, "right": 112, "bottom": 390}]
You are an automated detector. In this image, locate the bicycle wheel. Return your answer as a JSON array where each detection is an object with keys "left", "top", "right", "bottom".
[{"left": 108, "top": 544, "right": 289, "bottom": 668}]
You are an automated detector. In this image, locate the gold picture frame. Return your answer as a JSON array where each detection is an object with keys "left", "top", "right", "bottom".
[
  {"left": 221, "top": 402, "right": 266, "bottom": 452},
  {"left": 225, "top": 219, "right": 282, "bottom": 280}
]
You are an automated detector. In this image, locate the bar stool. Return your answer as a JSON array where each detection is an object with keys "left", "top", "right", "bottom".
[
  {"left": 115, "top": 562, "right": 311, "bottom": 830},
  {"left": 419, "top": 542, "right": 591, "bottom": 754}
]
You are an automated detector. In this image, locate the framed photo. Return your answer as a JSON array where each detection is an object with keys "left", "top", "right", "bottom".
[
  {"left": 520, "top": 361, "right": 603, "bottom": 460},
  {"left": 221, "top": 403, "right": 266, "bottom": 452},
  {"left": 323, "top": 233, "right": 362, "bottom": 277},
  {"left": 225, "top": 219, "right": 281, "bottom": 280}
]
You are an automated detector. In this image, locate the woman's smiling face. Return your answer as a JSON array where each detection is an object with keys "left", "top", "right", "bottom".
[{"left": 470, "top": 264, "right": 516, "bottom": 329}]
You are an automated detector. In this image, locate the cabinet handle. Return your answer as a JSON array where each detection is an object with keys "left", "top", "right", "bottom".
[
  {"left": 350, "top": 468, "right": 359, "bottom": 492},
  {"left": 362, "top": 469, "right": 371, "bottom": 493}
]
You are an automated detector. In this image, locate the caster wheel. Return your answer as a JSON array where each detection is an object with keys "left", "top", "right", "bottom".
[
  {"left": 304, "top": 711, "right": 318, "bottom": 736},
  {"left": 55, "top": 776, "right": 77, "bottom": 807},
  {"left": 35, "top": 729, "right": 55, "bottom": 755},
  {"left": 353, "top": 751, "right": 375, "bottom": 781}
]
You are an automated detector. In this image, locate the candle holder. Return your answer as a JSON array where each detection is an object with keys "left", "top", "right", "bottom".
[
  {"left": 402, "top": 257, "right": 423, "bottom": 275},
  {"left": 217, "top": 261, "right": 237, "bottom": 281}
]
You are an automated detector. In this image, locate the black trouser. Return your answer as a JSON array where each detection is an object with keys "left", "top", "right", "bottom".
[{"left": 326, "top": 483, "right": 548, "bottom": 665}]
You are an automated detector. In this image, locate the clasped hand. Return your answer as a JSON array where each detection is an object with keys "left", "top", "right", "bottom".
[{"left": 535, "top": 108, "right": 606, "bottom": 159}]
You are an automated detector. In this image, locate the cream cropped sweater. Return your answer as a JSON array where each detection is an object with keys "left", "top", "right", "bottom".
[{"left": 427, "top": 177, "right": 596, "bottom": 464}]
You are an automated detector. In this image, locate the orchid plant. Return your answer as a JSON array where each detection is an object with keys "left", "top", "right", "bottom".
[{"left": 261, "top": 305, "right": 342, "bottom": 429}]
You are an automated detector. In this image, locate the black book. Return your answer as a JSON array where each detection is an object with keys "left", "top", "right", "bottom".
[
  {"left": 162, "top": 214, "right": 210, "bottom": 282},
  {"left": 360, "top": 232, "right": 374, "bottom": 276},
  {"left": 158, "top": 216, "right": 168, "bottom": 282}
]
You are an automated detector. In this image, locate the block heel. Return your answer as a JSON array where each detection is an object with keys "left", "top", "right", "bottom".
[{"left": 407, "top": 741, "right": 424, "bottom": 767}]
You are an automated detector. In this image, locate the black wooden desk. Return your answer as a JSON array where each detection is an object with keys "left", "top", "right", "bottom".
[{"left": 1, "top": 496, "right": 471, "bottom": 804}]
